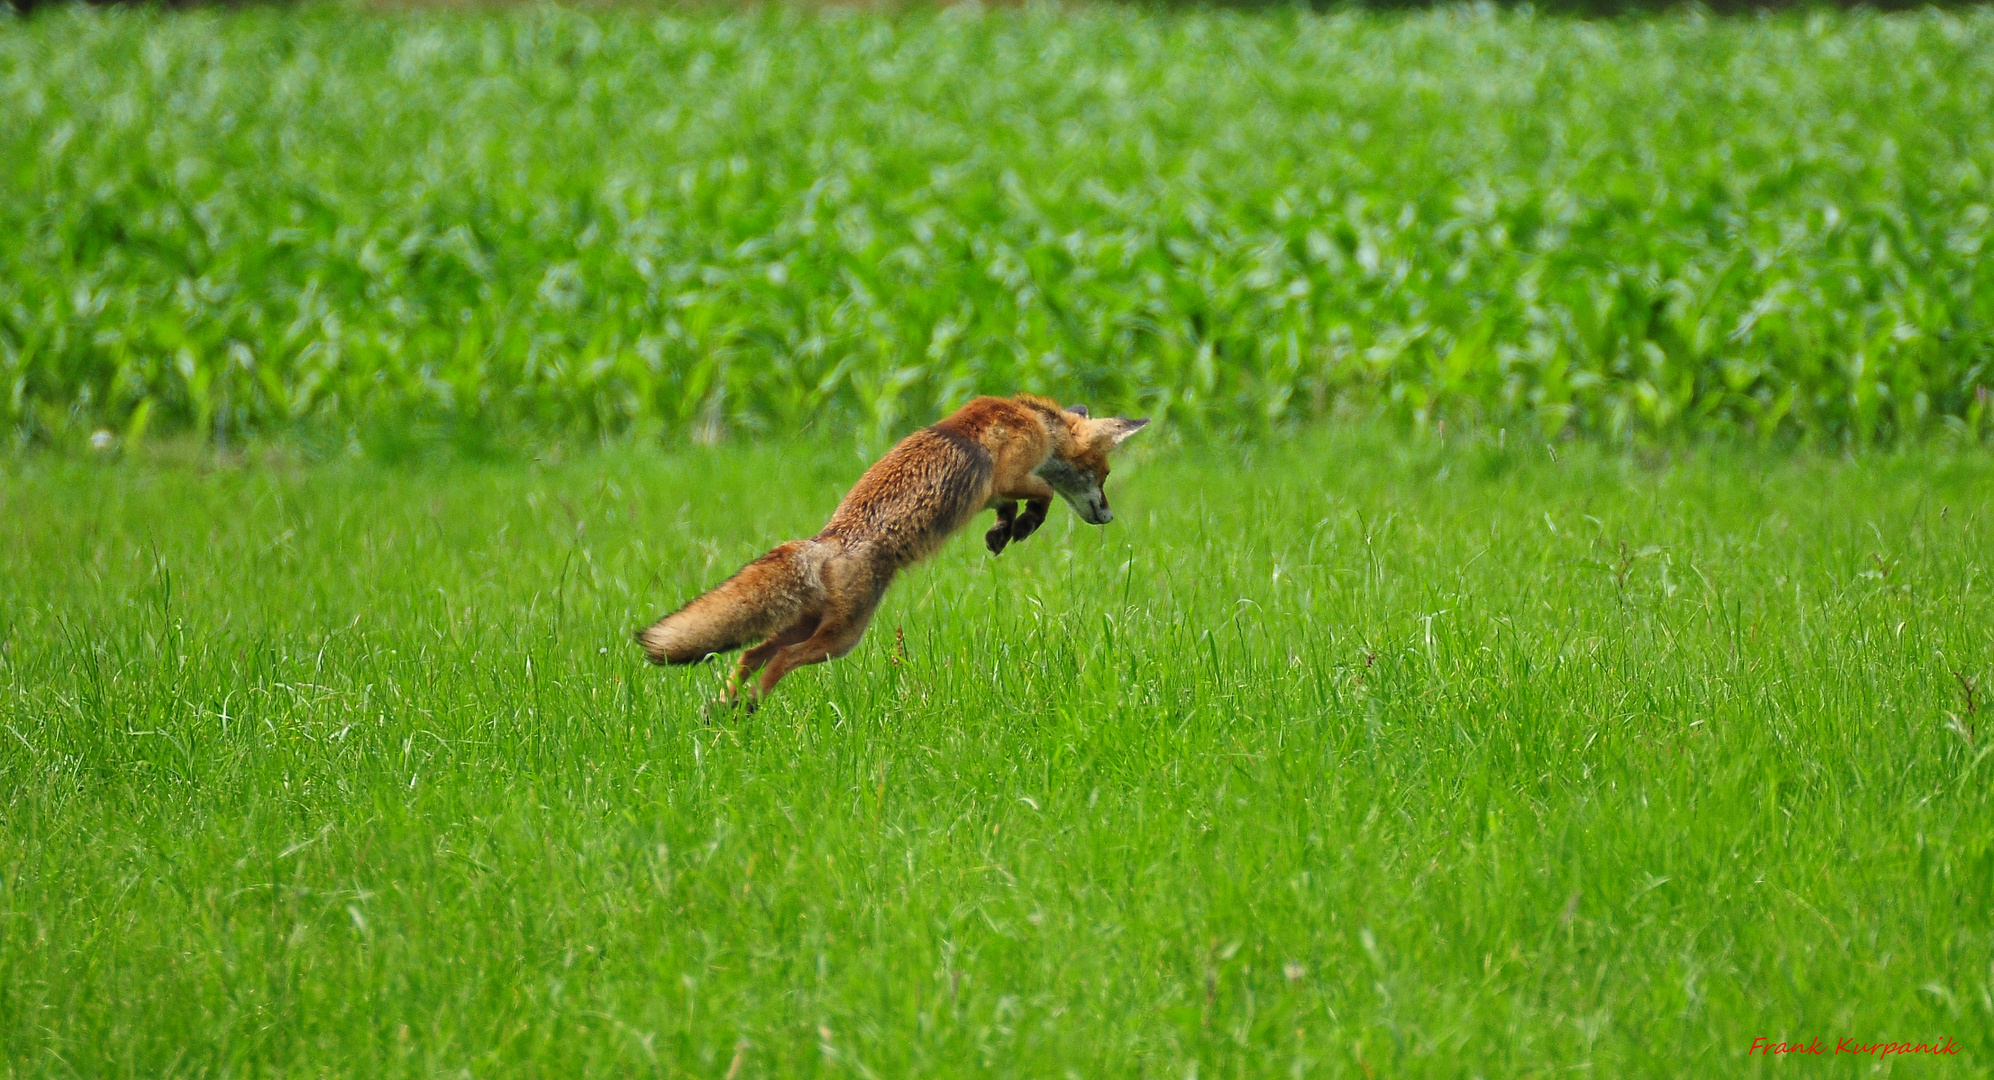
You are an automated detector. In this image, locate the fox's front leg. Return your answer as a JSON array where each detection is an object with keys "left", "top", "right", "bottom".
[
  {"left": 985, "top": 501, "right": 1018, "bottom": 555},
  {"left": 1011, "top": 497, "right": 1051, "bottom": 542},
  {"left": 1002, "top": 476, "right": 1057, "bottom": 545}
]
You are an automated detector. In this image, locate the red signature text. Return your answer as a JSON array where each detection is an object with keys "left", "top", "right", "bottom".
[{"left": 1749, "top": 1036, "right": 1960, "bottom": 1059}]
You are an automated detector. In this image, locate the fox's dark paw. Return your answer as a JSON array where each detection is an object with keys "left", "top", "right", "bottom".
[
  {"left": 1011, "top": 500, "right": 1049, "bottom": 542},
  {"left": 987, "top": 501, "right": 1018, "bottom": 555}
]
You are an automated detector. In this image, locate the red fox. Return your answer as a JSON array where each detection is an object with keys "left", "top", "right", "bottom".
[{"left": 638, "top": 394, "right": 1148, "bottom": 705}]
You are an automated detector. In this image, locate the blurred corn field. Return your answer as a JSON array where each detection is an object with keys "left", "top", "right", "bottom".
[{"left": 2, "top": 4, "right": 1991, "bottom": 449}]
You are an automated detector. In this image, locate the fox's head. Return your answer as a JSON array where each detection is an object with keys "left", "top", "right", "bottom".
[{"left": 1037, "top": 404, "right": 1149, "bottom": 525}]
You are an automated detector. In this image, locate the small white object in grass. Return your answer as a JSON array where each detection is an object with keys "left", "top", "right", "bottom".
[
  {"left": 90, "top": 429, "right": 116, "bottom": 451},
  {"left": 1283, "top": 961, "right": 1306, "bottom": 982}
]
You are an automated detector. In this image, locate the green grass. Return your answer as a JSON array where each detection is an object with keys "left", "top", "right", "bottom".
[
  {"left": 4, "top": 5, "right": 1994, "bottom": 449},
  {"left": 3, "top": 435, "right": 1991, "bottom": 1075}
]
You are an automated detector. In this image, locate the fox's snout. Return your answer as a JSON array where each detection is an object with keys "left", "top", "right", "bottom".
[{"left": 1066, "top": 489, "right": 1113, "bottom": 525}]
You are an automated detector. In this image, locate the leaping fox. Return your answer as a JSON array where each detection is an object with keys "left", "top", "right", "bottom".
[{"left": 638, "top": 394, "right": 1148, "bottom": 705}]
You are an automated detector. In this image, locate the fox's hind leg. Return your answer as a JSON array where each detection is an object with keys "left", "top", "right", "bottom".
[
  {"left": 726, "top": 615, "right": 821, "bottom": 704},
  {"left": 755, "top": 574, "right": 886, "bottom": 698},
  {"left": 737, "top": 616, "right": 819, "bottom": 681},
  {"left": 985, "top": 502, "right": 1018, "bottom": 555},
  {"left": 756, "top": 615, "right": 875, "bottom": 697}
]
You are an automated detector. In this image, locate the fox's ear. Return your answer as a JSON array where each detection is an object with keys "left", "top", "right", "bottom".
[
  {"left": 1093, "top": 416, "right": 1149, "bottom": 447},
  {"left": 1066, "top": 404, "right": 1089, "bottom": 418}
]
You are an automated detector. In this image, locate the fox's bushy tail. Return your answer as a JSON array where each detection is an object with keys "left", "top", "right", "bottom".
[{"left": 637, "top": 541, "right": 817, "bottom": 665}]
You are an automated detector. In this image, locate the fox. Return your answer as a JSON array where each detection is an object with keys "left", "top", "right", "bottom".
[{"left": 637, "top": 394, "right": 1148, "bottom": 706}]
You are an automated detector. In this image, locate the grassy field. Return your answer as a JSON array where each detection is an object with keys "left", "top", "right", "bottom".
[
  {"left": 3, "top": 433, "right": 1991, "bottom": 1075},
  {"left": 4, "top": 5, "right": 1994, "bottom": 448},
  {"left": 5, "top": 1, "right": 1994, "bottom": 1073}
]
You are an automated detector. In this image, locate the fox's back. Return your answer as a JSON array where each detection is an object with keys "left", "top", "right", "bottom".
[{"left": 818, "top": 426, "right": 993, "bottom": 562}]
